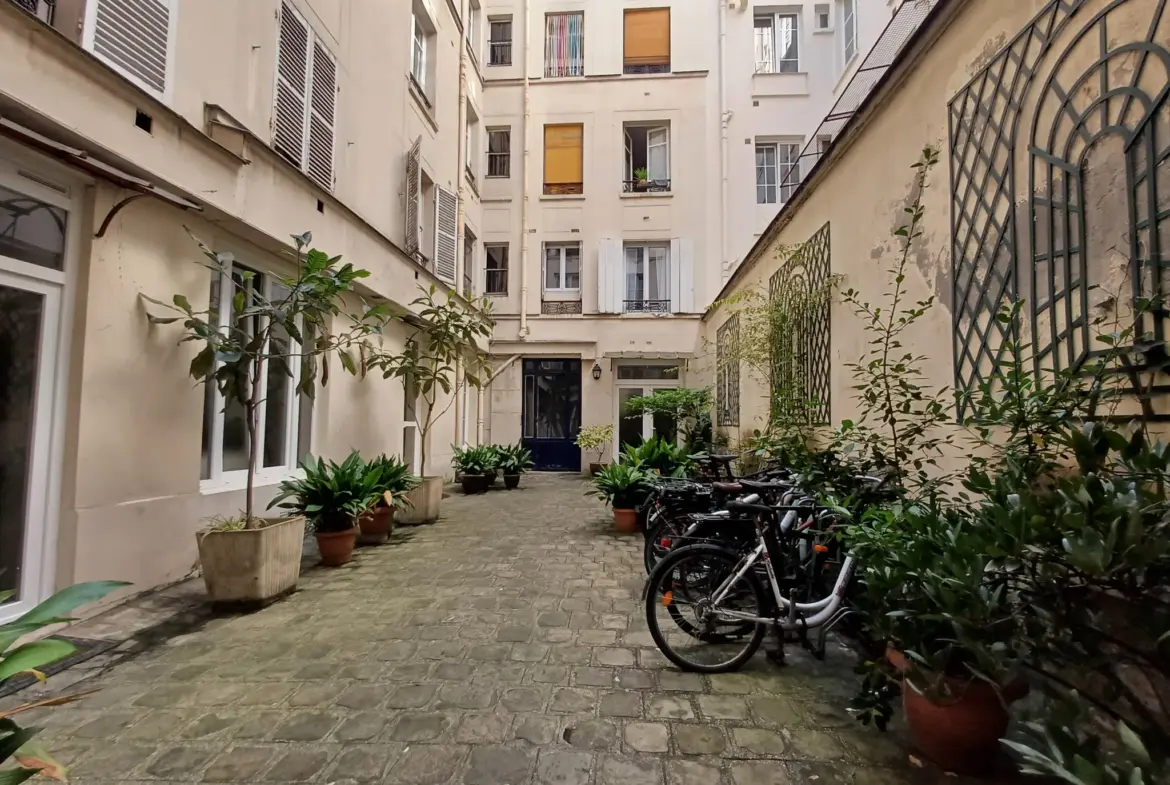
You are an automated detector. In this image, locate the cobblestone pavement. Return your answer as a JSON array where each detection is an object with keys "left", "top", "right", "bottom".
[{"left": 18, "top": 474, "right": 969, "bottom": 784}]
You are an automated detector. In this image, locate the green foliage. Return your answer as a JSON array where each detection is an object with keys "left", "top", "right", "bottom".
[
  {"left": 0, "top": 581, "right": 126, "bottom": 782},
  {"left": 624, "top": 388, "right": 713, "bottom": 446},
  {"left": 144, "top": 231, "right": 388, "bottom": 524},
  {"left": 495, "top": 444, "right": 534, "bottom": 475},
  {"left": 589, "top": 462, "right": 654, "bottom": 509},
  {"left": 451, "top": 445, "right": 498, "bottom": 476},
  {"left": 620, "top": 437, "right": 692, "bottom": 477},
  {"left": 633, "top": 167, "right": 649, "bottom": 182},
  {"left": 575, "top": 425, "right": 614, "bottom": 462},
  {"left": 268, "top": 451, "right": 380, "bottom": 532},
  {"left": 365, "top": 286, "right": 494, "bottom": 474},
  {"left": 363, "top": 453, "right": 421, "bottom": 511}
]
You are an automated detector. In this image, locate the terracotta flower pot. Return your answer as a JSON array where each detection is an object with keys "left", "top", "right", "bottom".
[
  {"left": 504, "top": 474, "right": 520, "bottom": 489},
  {"left": 613, "top": 508, "right": 639, "bottom": 534},
  {"left": 589, "top": 462, "right": 608, "bottom": 476},
  {"left": 461, "top": 474, "right": 492, "bottom": 494},
  {"left": 358, "top": 507, "right": 394, "bottom": 545},
  {"left": 902, "top": 676, "right": 1019, "bottom": 776},
  {"left": 315, "top": 526, "right": 358, "bottom": 567}
]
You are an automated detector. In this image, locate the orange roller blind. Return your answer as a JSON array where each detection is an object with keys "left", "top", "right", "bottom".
[
  {"left": 544, "top": 124, "right": 583, "bottom": 184},
  {"left": 624, "top": 8, "right": 670, "bottom": 66}
]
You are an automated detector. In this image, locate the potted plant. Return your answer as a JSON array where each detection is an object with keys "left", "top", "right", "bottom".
[
  {"left": 144, "top": 232, "right": 388, "bottom": 604},
  {"left": 576, "top": 425, "right": 614, "bottom": 475},
  {"left": 485, "top": 444, "right": 505, "bottom": 486},
  {"left": 589, "top": 462, "right": 653, "bottom": 533},
  {"left": 452, "top": 445, "right": 496, "bottom": 494},
  {"left": 633, "top": 167, "right": 649, "bottom": 190},
  {"left": 497, "top": 443, "right": 534, "bottom": 489},
  {"left": 366, "top": 286, "right": 493, "bottom": 523},
  {"left": 358, "top": 454, "right": 420, "bottom": 544},
  {"left": 270, "top": 451, "right": 381, "bottom": 566}
]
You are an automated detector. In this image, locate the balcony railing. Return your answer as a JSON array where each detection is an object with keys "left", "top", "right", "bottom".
[
  {"left": 489, "top": 41, "right": 512, "bottom": 65},
  {"left": 485, "top": 268, "right": 508, "bottom": 295},
  {"left": 9, "top": 0, "right": 53, "bottom": 22},
  {"left": 542, "top": 300, "right": 582, "bottom": 315},
  {"left": 624, "top": 299, "right": 671, "bottom": 314},
  {"left": 622, "top": 179, "right": 671, "bottom": 194},
  {"left": 487, "top": 153, "right": 510, "bottom": 178},
  {"left": 544, "top": 182, "right": 583, "bottom": 196},
  {"left": 623, "top": 63, "right": 671, "bottom": 75}
]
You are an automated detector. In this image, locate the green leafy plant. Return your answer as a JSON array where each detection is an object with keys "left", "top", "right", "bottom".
[
  {"left": 620, "top": 436, "right": 692, "bottom": 477},
  {"left": 633, "top": 167, "right": 649, "bottom": 182},
  {"left": 143, "top": 231, "right": 388, "bottom": 525},
  {"left": 0, "top": 581, "right": 127, "bottom": 783},
  {"left": 451, "top": 445, "right": 497, "bottom": 476},
  {"left": 365, "top": 286, "right": 493, "bottom": 477},
  {"left": 575, "top": 425, "right": 614, "bottom": 464},
  {"left": 364, "top": 453, "right": 421, "bottom": 511},
  {"left": 589, "top": 462, "right": 654, "bottom": 509},
  {"left": 623, "top": 388, "right": 713, "bottom": 447},
  {"left": 268, "top": 451, "right": 380, "bottom": 532},
  {"left": 496, "top": 444, "right": 534, "bottom": 475}
]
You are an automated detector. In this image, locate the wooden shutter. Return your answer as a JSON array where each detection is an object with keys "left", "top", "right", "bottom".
[
  {"left": 404, "top": 137, "right": 422, "bottom": 257},
  {"left": 670, "top": 238, "right": 694, "bottom": 314},
  {"left": 543, "top": 124, "right": 583, "bottom": 189},
  {"left": 623, "top": 8, "right": 670, "bottom": 68},
  {"left": 597, "top": 238, "right": 622, "bottom": 313},
  {"left": 90, "top": 0, "right": 174, "bottom": 97},
  {"left": 274, "top": 2, "right": 309, "bottom": 169},
  {"left": 306, "top": 40, "right": 336, "bottom": 191},
  {"left": 435, "top": 186, "right": 459, "bottom": 283}
]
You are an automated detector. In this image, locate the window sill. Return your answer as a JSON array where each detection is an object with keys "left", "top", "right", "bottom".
[
  {"left": 620, "top": 191, "right": 673, "bottom": 200},
  {"left": 813, "top": 28, "right": 834, "bottom": 35},
  {"left": 543, "top": 290, "right": 581, "bottom": 298},
  {"left": 408, "top": 77, "right": 439, "bottom": 132},
  {"left": 540, "top": 194, "right": 585, "bottom": 202},
  {"left": 200, "top": 469, "right": 303, "bottom": 496},
  {"left": 752, "top": 70, "right": 810, "bottom": 98}
]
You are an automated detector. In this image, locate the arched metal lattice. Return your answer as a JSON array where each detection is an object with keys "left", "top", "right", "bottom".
[
  {"left": 950, "top": 0, "right": 1170, "bottom": 419},
  {"left": 769, "top": 222, "right": 831, "bottom": 425},
  {"left": 716, "top": 315, "right": 740, "bottom": 427}
]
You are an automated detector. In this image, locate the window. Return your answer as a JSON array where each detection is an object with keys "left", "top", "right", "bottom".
[
  {"left": 817, "top": 135, "right": 832, "bottom": 161},
  {"left": 463, "top": 228, "right": 476, "bottom": 297},
  {"left": 624, "top": 243, "right": 670, "bottom": 313},
  {"left": 489, "top": 16, "right": 513, "bottom": 65},
  {"left": 543, "top": 243, "right": 581, "bottom": 291},
  {"left": 716, "top": 316, "right": 740, "bottom": 426},
  {"left": 485, "top": 244, "right": 508, "bottom": 294},
  {"left": 466, "top": 0, "right": 481, "bottom": 60},
  {"left": 487, "top": 128, "right": 511, "bottom": 178},
  {"left": 465, "top": 108, "right": 480, "bottom": 183},
  {"left": 273, "top": 1, "right": 337, "bottom": 191},
  {"left": 814, "top": 3, "right": 831, "bottom": 30},
  {"left": 617, "top": 365, "right": 679, "bottom": 380},
  {"left": 200, "top": 264, "right": 313, "bottom": 485},
  {"left": 545, "top": 12, "right": 584, "bottom": 77},
  {"left": 85, "top": 0, "right": 177, "bottom": 99},
  {"left": 842, "top": 0, "right": 857, "bottom": 62},
  {"left": 623, "top": 8, "right": 670, "bottom": 74},
  {"left": 410, "top": 11, "right": 434, "bottom": 101},
  {"left": 623, "top": 124, "right": 670, "bottom": 193},
  {"left": 756, "top": 142, "right": 801, "bottom": 204},
  {"left": 754, "top": 13, "right": 799, "bottom": 74},
  {"left": 544, "top": 124, "right": 583, "bottom": 195}
]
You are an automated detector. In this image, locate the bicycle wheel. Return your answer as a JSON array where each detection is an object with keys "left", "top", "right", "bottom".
[
  {"left": 643, "top": 513, "right": 683, "bottom": 574},
  {"left": 645, "top": 544, "right": 768, "bottom": 673}
]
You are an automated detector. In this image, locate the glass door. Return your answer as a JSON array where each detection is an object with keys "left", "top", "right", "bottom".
[{"left": 616, "top": 386, "right": 677, "bottom": 455}]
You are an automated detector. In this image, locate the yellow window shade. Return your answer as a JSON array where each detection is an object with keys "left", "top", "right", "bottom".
[
  {"left": 624, "top": 8, "right": 670, "bottom": 67},
  {"left": 544, "top": 124, "right": 583, "bottom": 184}
]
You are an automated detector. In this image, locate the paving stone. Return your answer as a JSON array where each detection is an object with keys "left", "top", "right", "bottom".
[
  {"left": 146, "top": 745, "right": 216, "bottom": 778},
  {"left": 578, "top": 630, "right": 618, "bottom": 646},
  {"left": 594, "top": 647, "right": 636, "bottom": 666},
  {"left": 599, "top": 690, "right": 642, "bottom": 718},
  {"left": 336, "top": 684, "right": 391, "bottom": 710},
  {"left": 551, "top": 687, "right": 596, "bottom": 713},
  {"left": 390, "top": 712, "right": 453, "bottom": 742},
  {"left": 456, "top": 713, "right": 513, "bottom": 743},
  {"left": 528, "top": 665, "right": 570, "bottom": 684},
  {"left": 733, "top": 727, "right": 788, "bottom": 756},
  {"left": 511, "top": 643, "right": 551, "bottom": 662},
  {"left": 329, "top": 744, "right": 400, "bottom": 781},
  {"left": 647, "top": 695, "right": 696, "bottom": 720},
  {"left": 667, "top": 759, "right": 725, "bottom": 785},
  {"left": 732, "top": 760, "right": 795, "bottom": 785},
  {"left": 616, "top": 669, "right": 656, "bottom": 690},
  {"left": 625, "top": 721, "right": 669, "bottom": 753},
  {"left": 502, "top": 686, "right": 545, "bottom": 712},
  {"left": 658, "top": 671, "right": 706, "bottom": 692},
  {"left": 73, "top": 742, "right": 156, "bottom": 779},
  {"left": 438, "top": 683, "right": 497, "bottom": 710},
  {"left": 751, "top": 697, "right": 805, "bottom": 726},
  {"left": 573, "top": 666, "right": 616, "bottom": 687},
  {"left": 120, "top": 710, "right": 194, "bottom": 741},
  {"left": 597, "top": 614, "right": 629, "bottom": 631},
  {"left": 203, "top": 746, "right": 275, "bottom": 781},
  {"left": 707, "top": 674, "right": 758, "bottom": 695},
  {"left": 288, "top": 683, "right": 340, "bottom": 707},
  {"left": 674, "top": 724, "right": 728, "bottom": 755},
  {"left": 699, "top": 695, "right": 751, "bottom": 720},
  {"left": 465, "top": 744, "right": 537, "bottom": 784},
  {"left": 564, "top": 718, "right": 619, "bottom": 750},
  {"left": 536, "top": 749, "right": 592, "bottom": 785},
  {"left": 785, "top": 728, "right": 847, "bottom": 760},
  {"left": 386, "top": 744, "right": 466, "bottom": 784},
  {"left": 549, "top": 646, "right": 593, "bottom": 664},
  {"left": 538, "top": 611, "right": 570, "bottom": 627},
  {"left": 387, "top": 683, "right": 439, "bottom": 709},
  {"left": 181, "top": 711, "right": 240, "bottom": 738},
  {"left": 335, "top": 712, "right": 389, "bottom": 741},
  {"left": 599, "top": 754, "right": 664, "bottom": 785},
  {"left": 272, "top": 711, "right": 341, "bottom": 741},
  {"left": 498, "top": 625, "right": 534, "bottom": 642},
  {"left": 513, "top": 714, "right": 560, "bottom": 745},
  {"left": 71, "top": 712, "right": 138, "bottom": 737},
  {"left": 469, "top": 644, "right": 512, "bottom": 662}
]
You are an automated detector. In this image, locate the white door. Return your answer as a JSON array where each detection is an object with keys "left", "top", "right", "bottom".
[
  {"left": 615, "top": 385, "right": 678, "bottom": 456},
  {"left": 0, "top": 167, "right": 71, "bottom": 623}
]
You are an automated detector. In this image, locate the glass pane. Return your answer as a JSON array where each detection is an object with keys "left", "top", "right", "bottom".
[
  {"left": 0, "top": 184, "right": 67, "bottom": 270},
  {"left": 564, "top": 246, "right": 581, "bottom": 288},
  {"left": 544, "top": 247, "right": 561, "bottom": 288},
  {"left": 0, "top": 285, "right": 44, "bottom": 602},
  {"left": 625, "top": 246, "right": 643, "bottom": 301},
  {"left": 222, "top": 270, "right": 261, "bottom": 473},
  {"left": 653, "top": 388, "right": 678, "bottom": 443},
  {"left": 200, "top": 273, "right": 221, "bottom": 480},
  {"left": 618, "top": 387, "right": 645, "bottom": 451},
  {"left": 617, "top": 364, "right": 679, "bottom": 380},
  {"left": 648, "top": 247, "right": 669, "bottom": 301},
  {"left": 263, "top": 333, "right": 291, "bottom": 468}
]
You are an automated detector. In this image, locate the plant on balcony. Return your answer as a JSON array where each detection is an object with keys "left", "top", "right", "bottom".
[
  {"left": 633, "top": 167, "right": 649, "bottom": 184},
  {"left": 576, "top": 424, "right": 614, "bottom": 474}
]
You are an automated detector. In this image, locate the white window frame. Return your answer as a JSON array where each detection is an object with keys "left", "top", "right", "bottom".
[
  {"left": 411, "top": 12, "right": 428, "bottom": 93},
  {"left": 487, "top": 128, "right": 511, "bottom": 178},
  {"left": 488, "top": 16, "right": 513, "bottom": 65},
  {"left": 623, "top": 243, "right": 671, "bottom": 311},
  {"left": 484, "top": 243, "right": 509, "bottom": 294},
  {"left": 754, "top": 12, "right": 799, "bottom": 74},
  {"left": 622, "top": 124, "right": 671, "bottom": 190},
  {"left": 542, "top": 243, "right": 581, "bottom": 292},
  {"left": 756, "top": 141, "right": 801, "bottom": 204},
  {"left": 466, "top": 0, "right": 482, "bottom": 63},
  {"left": 200, "top": 263, "right": 310, "bottom": 493},
  {"left": 842, "top": 0, "right": 857, "bottom": 63},
  {"left": 814, "top": 3, "right": 832, "bottom": 32},
  {"left": 82, "top": 0, "right": 180, "bottom": 102}
]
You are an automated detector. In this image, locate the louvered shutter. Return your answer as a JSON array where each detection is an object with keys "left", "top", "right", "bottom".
[
  {"left": 89, "top": 0, "right": 174, "bottom": 98},
  {"left": 597, "top": 238, "right": 621, "bottom": 313},
  {"left": 404, "top": 137, "right": 422, "bottom": 257},
  {"left": 670, "top": 238, "right": 694, "bottom": 313},
  {"left": 306, "top": 40, "right": 336, "bottom": 191},
  {"left": 434, "top": 186, "right": 459, "bottom": 284},
  {"left": 274, "top": 2, "right": 309, "bottom": 170}
]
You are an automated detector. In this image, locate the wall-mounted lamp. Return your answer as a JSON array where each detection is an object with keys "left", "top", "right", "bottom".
[{"left": 592, "top": 362, "right": 602, "bottom": 380}]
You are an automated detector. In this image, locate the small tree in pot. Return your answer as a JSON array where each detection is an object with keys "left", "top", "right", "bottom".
[
  {"left": 145, "top": 233, "right": 388, "bottom": 602},
  {"left": 576, "top": 425, "right": 614, "bottom": 475}
]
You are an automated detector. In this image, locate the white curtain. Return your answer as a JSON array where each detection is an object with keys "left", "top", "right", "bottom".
[
  {"left": 647, "top": 128, "right": 669, "bottom": 182},
  {"left": 648, "top": 246, "right": 668, "bottom": 301},
  {"left": 625, "top": 246, "right": 642, "bottom": 301}
]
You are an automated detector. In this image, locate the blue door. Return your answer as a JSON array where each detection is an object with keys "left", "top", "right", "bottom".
[{"left": 521, "top": 359, "right": 582, "bottom": 471}]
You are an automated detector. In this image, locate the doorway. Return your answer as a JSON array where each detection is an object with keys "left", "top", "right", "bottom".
[
  {"left": 0, "top": 162, "right": 72, "bottom": 623},
  {"left": 521, "top": 358, "right": 582, "bottom": 471},
  {"left": 613, "top": 362, "right": 681, "bottom": 457}
]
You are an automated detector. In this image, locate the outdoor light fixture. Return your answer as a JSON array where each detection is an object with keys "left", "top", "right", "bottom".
[{"left": 592, "top": 362, "right": 602, "bottom": 380}]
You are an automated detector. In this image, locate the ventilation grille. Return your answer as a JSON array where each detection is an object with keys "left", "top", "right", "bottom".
[{"left": 91, "top": 0, "right": 170, "bottom": 95}]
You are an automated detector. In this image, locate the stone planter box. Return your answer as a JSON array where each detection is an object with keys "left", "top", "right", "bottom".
[
  {"left": 197, "top": 516, "right": 306, "bottom": 607},
  {"left": 396, "top": 476, "right": 443, "bottom": 523}
]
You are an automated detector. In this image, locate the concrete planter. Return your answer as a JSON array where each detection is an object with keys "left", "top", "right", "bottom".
[
  {"left": 197, "top": 516, "right": 306, "bottom": 607},
  {"left": 397, "top": 476, "right": 443, "bottom": 523}
]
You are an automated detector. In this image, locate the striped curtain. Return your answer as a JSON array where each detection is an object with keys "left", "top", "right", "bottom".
[{"left": 545, "top": 13, "right": 583, "bottom": 77}]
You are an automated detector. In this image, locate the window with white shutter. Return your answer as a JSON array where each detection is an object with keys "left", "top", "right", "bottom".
[
  {"left": 404, "top": 137, "right": 422, "bottom": 258},
  {"left": 434, "top": 186, "right": 458, "bottom": 284},
  {"left": 85, "top": 0, "right": 177, "bottom": 100},
  {"left": 273, "top": 2, "right": 337, "bottom": 191}
]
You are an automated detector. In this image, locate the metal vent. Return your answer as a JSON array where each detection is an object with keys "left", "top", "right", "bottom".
[{"left": 91, "top": 0, "right": 171, "bottom": 96}]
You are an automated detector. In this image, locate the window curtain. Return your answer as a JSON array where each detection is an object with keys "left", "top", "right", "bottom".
[
  {"left": 648, "top": 246, "right": 668, "bottom": 301},
  {"left": 753, "top": 16, "right": 774, "bottom": 72},
  {"left": 546, "top": 13, "right": 583, "bottom": 76},
  {"left": 647, "top": 128, "right": 669, "bottom": 182},
  {"left": 625, "top": 246, "right": 642, "bottom": 301},
  {"left": 624, "top": 8, "right": 670, "bottom": 67}
]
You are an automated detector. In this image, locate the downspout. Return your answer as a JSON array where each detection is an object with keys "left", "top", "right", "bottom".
[
  {"left": 476, "top": 354, "right": 522, "bottom": 442},
  {"left": 719, "top": 0, "right": 731, "bottom": 281},
  {"left": 518, "top": 0, "right": 532, "bottom": 339},
  {"left": 454, "top": 0, "right": 470, "bottom": 444}
]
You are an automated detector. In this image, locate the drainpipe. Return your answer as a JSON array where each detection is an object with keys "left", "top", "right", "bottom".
[
  {"left": 719, "top": 0, "right": 731, "bottom": 281},
  {"left": 454, "top": 0, "right": 470, "bottom": 444},
  {"left": 518, "top": 0, "right": 532, "bottom": 339},
  {"left": 476, "top": 354, "right": 522, "bottom": 442}
]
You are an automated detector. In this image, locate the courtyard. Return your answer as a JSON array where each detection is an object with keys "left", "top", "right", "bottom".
[{"left": 4, "top": 474, "right": 974, "bottom": 785}]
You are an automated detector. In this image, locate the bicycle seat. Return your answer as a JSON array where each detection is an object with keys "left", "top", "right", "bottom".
[
  {"left": 711, "top": 481, "right": 743, "bottom": 493},
  {"left": 707, "top": 454, "right": 738, "bottom": 464},
  {"left": 724, "top": 500, "right": 774, "bottom": 516}
]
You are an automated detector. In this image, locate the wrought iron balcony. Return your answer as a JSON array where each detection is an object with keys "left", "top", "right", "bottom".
[
  {"left": 542, "top": 300, "right": 582, "bottom": 315},
  {"left": 489, "top": 41, "right": 512, "bottom": 66},
  {"left": 9, "top": 0, "right": 53, "bottom": 22},
  {"left": 624, "top": 299, "right": 670, "bottom": 314},
  {"left": 622, "top": 179, "right": 671, "bottom": 194},
  {"left": 485, "top": 269, "right": 508, "bottom": 295}
]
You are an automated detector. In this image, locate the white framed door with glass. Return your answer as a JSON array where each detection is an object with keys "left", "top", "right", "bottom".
[{"left": 614, "top": 363, "right": 681, "bottom": 457}]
